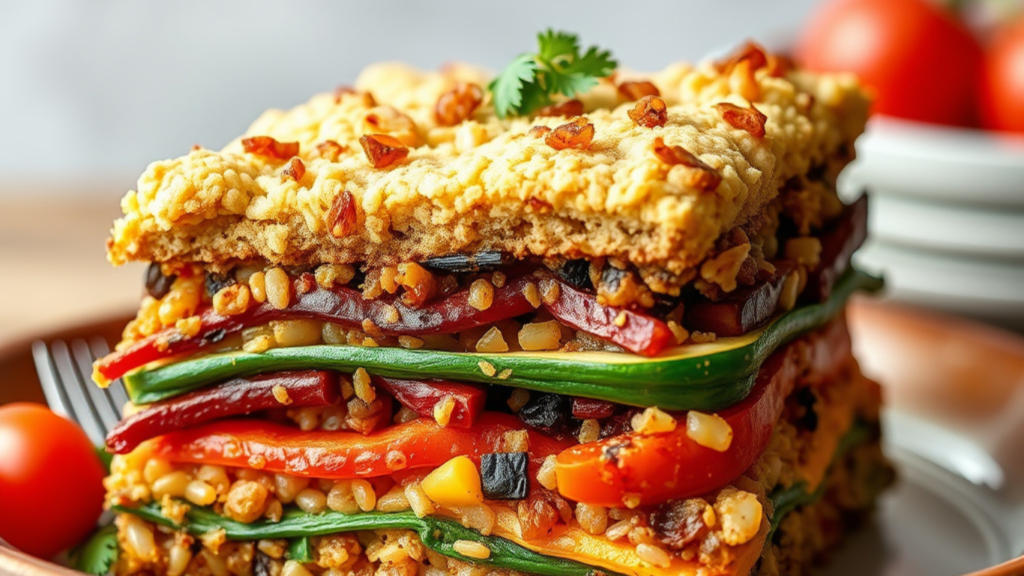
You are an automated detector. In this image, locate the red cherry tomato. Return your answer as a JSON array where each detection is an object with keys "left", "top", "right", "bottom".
[
  {"left": 796, "top": 0, "right": 982, "bottom": 126},
  {"left": 0, "top": 403, "right": 106, "bottom": 559},
  {"left": 980, "top": 18, "right": 1024, "bottom": 133}
]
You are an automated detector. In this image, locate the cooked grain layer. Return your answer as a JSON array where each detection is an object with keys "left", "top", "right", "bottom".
[{"left": 107, "top": 59, "right": 867, "bottom": 291}]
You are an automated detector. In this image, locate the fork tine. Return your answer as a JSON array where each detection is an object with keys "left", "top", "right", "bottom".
[
  {"left": 71, "top": 339, "right": 120, "bottom": 437},
  {"left": 49, "top": 340, "right": 107, "bottom": 446},
  {"left": 31, "top": 340, "right": 72, "bottom": 418},
  {"left": 87, "top": 336, "right": 130, "bottom": 414}
]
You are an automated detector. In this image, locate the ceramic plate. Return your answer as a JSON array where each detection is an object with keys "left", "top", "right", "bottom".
[
  {"left": 842, "top": 116, "right": 1024, "bottom": 209},
  {"left": 1, "top": 301, "right": 1023, "bottom": 575}
]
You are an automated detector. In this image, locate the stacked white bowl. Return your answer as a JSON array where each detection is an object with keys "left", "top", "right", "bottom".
[{"left": 840, "top": 116, "right": 1024, "bottom": 331}]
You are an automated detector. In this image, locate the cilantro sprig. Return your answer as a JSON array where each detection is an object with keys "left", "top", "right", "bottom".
[{"left": 489, "top": 30, "right": 617, "bottom": 118}]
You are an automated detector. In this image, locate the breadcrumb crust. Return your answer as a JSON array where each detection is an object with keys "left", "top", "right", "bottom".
[{"left": 108, "top": 58, "right": 868, "bottom": 290}]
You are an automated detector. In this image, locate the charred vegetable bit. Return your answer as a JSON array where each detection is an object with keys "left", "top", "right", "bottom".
[
  {"left": 558, "top": 259, "right": 593, "bottom": 290},
  {"left": 374, "top": 376, "right": 486, "bottom": 428},
  {"left": 518, "top": 393, "right": 573, "bottom": 436},
  {"left": 803, "top": 194, "right": 867, "bottom": 303},
  {"left": 481, "top": 452, "right": 530, "bottom": 500},
  {"left": 106, "top": 371, "right": 338, "bottom": 454},
  {"left": 422, "top": 251, "right": 508, "bottom": 273},
  {"left": 114, "top": 503, "right": 602, "bottom": 576},
  {"left": 144, "top": 263, "right": 176, "bottom": 300},
  {"left": 685, "top": 262, "right": 795, "bottom": 337}
]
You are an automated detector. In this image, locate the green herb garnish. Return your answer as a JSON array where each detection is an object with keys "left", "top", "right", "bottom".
[{"left": 489, "top": 30, "right": 616, "bottom": 118}]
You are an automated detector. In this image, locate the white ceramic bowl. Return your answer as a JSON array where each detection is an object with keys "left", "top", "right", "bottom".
[{"left": 840, "top": 116, "right": 1024, "bottom": 329}]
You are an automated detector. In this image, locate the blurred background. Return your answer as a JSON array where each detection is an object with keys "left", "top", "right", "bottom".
[{"left": 1, "top": 0, "right": 1023, "bottom": 343}]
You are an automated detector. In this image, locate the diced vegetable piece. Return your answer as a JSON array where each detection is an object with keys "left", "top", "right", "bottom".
[
  {"left": 106, "top": 371, "right": 338, "bottom": 454},
  {"left": 150, "top": 413, "right": 572, "bottom": 481},
  {"left": 553, "top": 316, "right": 852, "bottom": 507},
  {"left": 374, "top": 377, "right": 485, "bottom": 428},
  {"left": 803, "top": 195, "right": 867, "bottom": 303},
  {"left": 541, "top": 275, "right": 673, "bottom": 356},
  {"left": 685, "top": 262, "right": 795, "bottom": 337},
  {"left": 422, "top": 456, "right": 484, "bottom": 506},
  {"left": 571, "top": 398, "right": 616, "bottom": 420},
  {"left": 481, "top": 452, "right": 529, "bottom": 500},
  {"left": 518, "top": 393, "right": 572, "bottom": 436}
]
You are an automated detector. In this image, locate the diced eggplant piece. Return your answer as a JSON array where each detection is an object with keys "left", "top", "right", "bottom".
[
  {"left": 559, "top": 259, "right": 593, "bottom": 289},
  {"left": 518, "top": 393, "right": 572, "bottom": 435},
  {"left": 480, "top": 452, "right": 529, "bottom": 500},
  {"left": 144, "top": 262, "right": 176, "bottom": 299},
  {"left": 685, "top": 262, "right": 795, "bottom": 337}
]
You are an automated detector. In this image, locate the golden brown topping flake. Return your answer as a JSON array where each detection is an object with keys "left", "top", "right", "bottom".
[
  {"left": 535, "top": 99, "right": 584, "bottom": 118},
  {"left": 714, "top": 103, "right": 768, "bottom": 138},
  {"left": 651, "top": 137, "right": 721, "bottom": 193},
  {"left": 617, "top": 80, "right": 660, "bottom": 101},
  {"left": 328, "top": 191, "right": 358, "bottom": 238},
  {"left": 315, "top": 140, "right": 346, "bottom": 162},
  {"left": 281, "top": 158, "right": 306, "bottom": 181},
  {"left": 434, "top": 82, "right": 485, "bottom": 127},
  {"left": 628, "top": 96, "right": 668, "bottom": 129},
  {"left": 714, "top": 41, "right": 768, "bottom": 74},
  {"left": 241, "top": 136, "right": 299, "bottom": 160},
  {"left": 545, "top": 117, "right": 595, "bottom": 150},
  {"left": 333, "top": 86, "right": 376, "bottom": 107},
  {"left": 528, "top": 125, "right": 552, "bottom": 138},
  {"left": 359, "top": 134, "right": 409, "bottom": 169}
]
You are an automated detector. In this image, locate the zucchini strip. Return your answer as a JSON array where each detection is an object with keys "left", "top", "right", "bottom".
[
  {"left": 124, "top": 270, "right": 882, "bottom": 409},
  {"left": 112, "top": 504, "right": 608, "bottom": 576}
]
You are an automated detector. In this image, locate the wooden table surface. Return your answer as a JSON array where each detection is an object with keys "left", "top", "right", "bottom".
[{"left": 0, "top": 197, "right": 141, "bottom": 346}]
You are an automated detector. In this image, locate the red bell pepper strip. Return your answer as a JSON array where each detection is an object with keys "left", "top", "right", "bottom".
[
  {"left": 149, "top": 412, "right": 573, "bottom": 480},
  {"left": 553, "top": 316, "right": 852, "bottom": 507},
  {"left": 374, "top": 377, "right": 485, "bottom": 428},
  {"left": 96, "top": 273, "right": 675, "bottom": 382},
  {"left": 106, "top": 371, "right": 338, "bottom": 454},
  {"left": 540, "top": 274, "right": 673, "bottom": 356}
]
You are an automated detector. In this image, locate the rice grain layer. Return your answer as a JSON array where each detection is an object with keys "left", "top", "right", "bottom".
[{"left": 107, "top": 60, "right": 867, "bottom": 291}]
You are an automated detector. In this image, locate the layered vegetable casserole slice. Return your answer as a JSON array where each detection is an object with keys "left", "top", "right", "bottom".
[{"left": 94, "top": 34, "right": 893, "bottom": 576}]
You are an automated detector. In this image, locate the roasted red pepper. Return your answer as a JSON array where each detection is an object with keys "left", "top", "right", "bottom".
[
  {"left": 553, "top": 316, "right": 852, "bottom": 507},
  {"left": 374, "top": 377, "right": 485, "bottom": 428},
  {"left": 96, "top": 274, "right": 674, "bottom": 382},
  {"left": 540, "top": 274, "right": 673, "bottom": 356},
  {"left": 106, "top": 371, "right": 338, "bottom": 454},
  {"left": 150, "top": 412, "right": 573, "bottom": 480}
]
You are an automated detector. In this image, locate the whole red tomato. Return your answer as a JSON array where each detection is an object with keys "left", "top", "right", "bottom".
[
  {"left": 796, "top": 0, "right": 983, "bottom": 126},
  {"left": 0, "top": 403, "right": 106, "bottom": 559},
  {"left": 980, "top": 17, "right": 1024, "bottom": 133}
]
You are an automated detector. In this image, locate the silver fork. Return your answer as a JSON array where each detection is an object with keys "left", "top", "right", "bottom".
[{"left": 31, "top": 338, "right": 129, "bottom": 446}]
